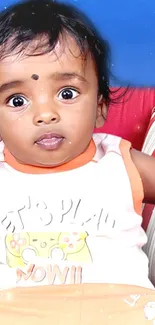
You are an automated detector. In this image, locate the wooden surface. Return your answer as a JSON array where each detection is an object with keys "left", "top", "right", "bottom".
[{"left": 0, "top": 283, "right": 155, "bottom": 324}]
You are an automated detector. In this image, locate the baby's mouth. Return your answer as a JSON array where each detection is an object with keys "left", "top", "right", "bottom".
[{"left": 35, "top": 133, "right": 64, "bottom": 150}]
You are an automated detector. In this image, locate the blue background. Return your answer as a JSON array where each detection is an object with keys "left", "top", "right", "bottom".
[{"left": 0, "top": 0, "right": 155, "bottom": 86}]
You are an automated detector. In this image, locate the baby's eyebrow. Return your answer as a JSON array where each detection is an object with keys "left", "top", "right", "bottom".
[
  {"left": 49, "top": 72, "right": 88, "bottom": 83},
  {"left": 0, "top": 80, "right": 23, "bottom": 93}
]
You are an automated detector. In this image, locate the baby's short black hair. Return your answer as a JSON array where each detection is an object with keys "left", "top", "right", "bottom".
[{"left": 0, "top": 0, "right": 112, "bottom": 105}]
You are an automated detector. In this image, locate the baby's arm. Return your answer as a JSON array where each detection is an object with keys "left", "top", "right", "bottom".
[{"left": 131, "top": 149, "right": 155, "bottom": 204}]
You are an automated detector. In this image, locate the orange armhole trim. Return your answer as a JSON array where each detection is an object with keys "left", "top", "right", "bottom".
[{"left": 119, "top": 140, "right": 144, "bottom": 215}]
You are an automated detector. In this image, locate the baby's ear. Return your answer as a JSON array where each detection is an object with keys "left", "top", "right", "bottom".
[{"left": 95, "top": 95, "right": 107, "bottom": 129}]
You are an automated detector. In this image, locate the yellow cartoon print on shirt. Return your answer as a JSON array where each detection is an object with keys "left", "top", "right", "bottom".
[{"left": 5, "top": 231, "right": 92, "bottom": 268}]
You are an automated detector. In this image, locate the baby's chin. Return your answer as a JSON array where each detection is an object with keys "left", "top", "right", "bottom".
[
  {"left": 22, "top": 156, "right": 73, "bottom": 168},
  {"left": 35, "top": 155, "right": 74, "bottom": 168}
]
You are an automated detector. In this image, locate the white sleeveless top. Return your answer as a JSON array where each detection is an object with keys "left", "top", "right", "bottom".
[{"left": 0, "top": 134, "right": 153, "bottom": 289}]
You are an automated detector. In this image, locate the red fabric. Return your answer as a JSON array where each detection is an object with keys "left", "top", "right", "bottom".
[{"left": 95, "top": 88, "right": 155, "bottom": 150}]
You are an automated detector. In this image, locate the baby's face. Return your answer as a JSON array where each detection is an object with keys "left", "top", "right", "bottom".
[{"left": 0, "top": 36, "right": 103, "bottom": 167}]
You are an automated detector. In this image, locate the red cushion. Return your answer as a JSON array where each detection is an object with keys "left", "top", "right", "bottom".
[{"left": 95, "top": 88, "right": 155, "bottom": 150}]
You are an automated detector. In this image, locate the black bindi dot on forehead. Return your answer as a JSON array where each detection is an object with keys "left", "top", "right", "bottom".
[{"left": 31, "top": 74, "right": 39, "bottom": 80}]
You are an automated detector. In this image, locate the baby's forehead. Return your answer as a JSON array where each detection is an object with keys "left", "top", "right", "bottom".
[{"left": 0, "top": 39, "right": 95, "bottom": 84}]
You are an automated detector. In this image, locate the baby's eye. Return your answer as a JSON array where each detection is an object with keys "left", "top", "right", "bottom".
[
  {"left": 57, "top": 88, "right": 79, "bottom": 101},
  {"left": 7, "top": 95, "right": 28, "bottom": 108}
]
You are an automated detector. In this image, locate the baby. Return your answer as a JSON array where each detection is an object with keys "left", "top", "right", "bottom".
[{"left": 0, "top": 0, "right": 154, "bottom": 289}]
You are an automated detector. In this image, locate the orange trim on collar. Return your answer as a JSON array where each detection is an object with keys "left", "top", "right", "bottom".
[{"left": 4, "top": 140, "right": 96, "bottom": 174}]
